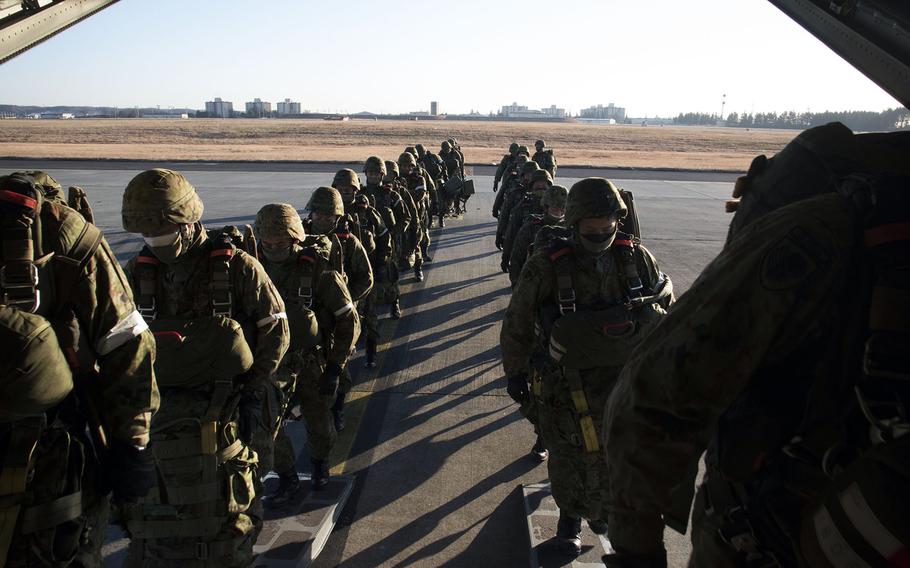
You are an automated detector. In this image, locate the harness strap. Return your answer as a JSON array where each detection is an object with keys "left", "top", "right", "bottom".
[
  {"left": 297, "top": 250, "right": 316, "bottom": 308},
  {"left": 20, "top": 490, "right": 82, "bottom": 534},
  {"left": 137, "top": 534, "right": 249, "bottom": 561},
  {"left": 0, "top": 417, "right": 43, "bottom": 566},
  {"left": 563, "top": 368, "right": 600, "bottom": 453},
  {"left": 201, "top": 380, "right": 234, "bottom": 455},
  {"left": 146, "top": 480, "right": 219, "bottom": 507},
  {"left": 127, "top": 516, "right": 225, "bottom": 540},
  {"left": 136, "top": 249, "right": 160, "bottom": 321},
  {"left": 614, "top": 233, "right": 644, "bottom": 298},
  {"left": 549, "top": 245, "right": 576, "bottom": 315},
  {"left": 209, "top": 245, "right": 234, "bottom": 318}
]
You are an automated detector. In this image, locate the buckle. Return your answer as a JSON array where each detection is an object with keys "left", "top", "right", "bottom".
[
  {"left": 138, "top": 298, "right": 157, "bottom": 322},
  {"left": 1, "top": 263, "right": 40, "bottom": 313},
  {"left": 297, "top": 287, "right": 313, "bottom": 309},
  {"left": 211, "top": 292, "right": 233, "bottom": 317},
  {"left": 557, "top": 289, "right": 576, "bottom": 315},
  {"left": 195, "top": 541, "right": 208, "bottom": 560}
]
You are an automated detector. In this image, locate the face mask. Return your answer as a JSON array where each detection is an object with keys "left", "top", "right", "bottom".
[
  {"left": 311, "top": 217, "right": 337, "bottom": 235},
  {"left": 365, "top": 172, "right": 383, "bottom": 186},
  {"left": 578, "top": 231, "right": 616, "bottom": 255},
  {"left": 261, "top": 243, "right": 292, "bottom": 262},
  {"left": 143, "top": 225, "right": 193, "bottom": 263}
]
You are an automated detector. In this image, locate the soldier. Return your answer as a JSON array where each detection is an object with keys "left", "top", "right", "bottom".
[
  {"left": 21, "top": 170, "right": 95, "bottom": 222},
  {"left": 601, "top": 123, "right": 910, "bottom": 568},
  {"left": 492, "top": 153, "right": 530, "bottom": 220},
  {"left": 416, "top": 143, "right": 446, "bottom": 226},
  {"left": 532, "top": 139, "right": 558, "bottom": 179},
  {"left": 361, "top": 156, "right": 409, "bottom": 320},
  {"left": 120, "top": 168, "right": 289, "bottom": 565},
  {"left": 500, "top": 178, "right": 673, "bottom": 556},
  {"left": 502, "top": 169, "right": 553, "bottom": 274},
  {"left": 0, "top": 173, "right": 158, "bottom": 567},
  {"left": 509, "top": 184, "right": 568, "bottom": 286},
  {"left": 305, "top": 186, "right": 374, "bottom": 430},
  {"left": 494, "top": 142, "right": 521, "bottom": 193},
  {"left": 398, "top": 152, "right": 433, "bottom": 281},
  {"left": 254, "top": 204, "right": 360, "bottom": 501},
  {"left": 496, "top": 161, "right": 541, "bottom": 251},
  {"left": 333, "top": 168, "right": 391, "bottom": 370}
]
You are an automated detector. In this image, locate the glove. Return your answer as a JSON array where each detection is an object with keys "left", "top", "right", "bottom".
[
  {"left": 492, "top": 210, "right": 499, "bottom": 219},
  {"left": 500, "top": 258, "right": 509, "bottom": 273},
  {"left": 506, "top": 374, "right": 530, "bottom": 404},
  {"left": 493, "top": 184, "right": 498, "bottom": 193},
  {"left": 319, "top": 362, "right": 343, "bottom": 396},
  {"left": 602, "top": 550, "right": 667, "bottom": 568},
  {"left": 106, "top": 439, "right": 156, "bottom": 502},
  {"left": 495, "top": 234, "right": 503, "bottom": 250},
  {"left": 239, "top": 386, "right": 265, "bottom": 444}
]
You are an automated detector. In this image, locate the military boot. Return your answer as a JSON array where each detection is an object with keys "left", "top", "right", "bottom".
[
  {"left": 421, "top": 243, "right": 432, "bottom": 263},
  {"left": 531, "top": 435, "right": 548, "bottom": 461},
  {"left": 588, "top": 519, "right": 608, "bottom": 535},
  {"left": 311, "top": 458, "right": 330, "bottom": 490},
  {"left": 414, "top": 266, "right": 424, "bottom": 282},
  {"left": 365, "top": 338, "right": 378, "bottom": 369},
  {"left": 438, "top": 215, "right": 445, "bottom": 228},
  {"left": 556, "top": 512, "right": 582, "bottom": 556},
  {"left": 331, "top": 391, "right": 346, "bottom": 433},
  {"left": 390, "top": 301, "right": 401, "bottom": 320},
  {"left": 264, "top": 471, "right": 301, "bottom": 507}
]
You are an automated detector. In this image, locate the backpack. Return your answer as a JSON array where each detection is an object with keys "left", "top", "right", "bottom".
[{"left": 283, "top": 235, "right": 334, "bottom": 351}]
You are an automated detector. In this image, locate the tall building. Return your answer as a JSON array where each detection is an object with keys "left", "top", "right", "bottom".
[
  {"left": 430, "top": 101, "right": 438, "bottom": 116},
  {"left": 245, "top": 98, "right": 272, "bottom": 117},
  {"left": 205, "top": 97, "right": 233, "bottom": 118},
  {"left": 277, "top": 98, "right": 301, "bottom": 115},
  {"left": 580, "top": 103, "right": 626, "bottom": 121}
]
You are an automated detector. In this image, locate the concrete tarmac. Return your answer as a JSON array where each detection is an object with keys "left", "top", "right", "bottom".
[{"left": 5, "top": 161, "right": 732, "bottom": 567}]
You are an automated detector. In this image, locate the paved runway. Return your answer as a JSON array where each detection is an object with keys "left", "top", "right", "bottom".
[{"left": 5, "top": 161, "right": 734, "bottom": 567}]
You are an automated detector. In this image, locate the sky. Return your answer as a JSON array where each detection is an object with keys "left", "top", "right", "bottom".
[{"left": 0, "top": 0, "right": 903, "bottom": 116}]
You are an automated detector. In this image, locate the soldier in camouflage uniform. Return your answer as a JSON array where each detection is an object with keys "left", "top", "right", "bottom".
[
  {"left": 1, "top": 173, "right": 158, "bottom": 568},
  {"left": 398, "top": 153, "right": 433, "bottom": 281},
  {"left": 496, "top": 161, "right": 541, "bottom": 251},
  {"left": 601, "top": 123, "right": 910, "bottom": 568},
  {"left": 333, "top": 168, "right": 391, "bottom": 369},
  {"left": 532, "top": 139, "right": 557, "bottom": 179},
  {"left": 502, "top": 169, "right": 553, "bottom": 274},
  {"left": 492, "top": 153, "right": 531, "bottom": 221},
  {"left": 415, "top": 144, "right": 445, "bottom": 226},
  {"left": 500, "top": 178, "right": 673, "bottom": 556},
  {"left": 21, "top": 170, "right": 95, "bottom": 222},
  {"left": 494, "top": 143, "right": 521, "bottom": 193},
  {"left": 509, "top": 184, "right": 568, "bottom": 286},
  {"left": 120, "top": 168, "right": 289, "bottom": 566},
  {"left": 361, "top": 156, "right": 409, "bottom": 320},
  {"left": 255, "top": 204, "right": 360, "bottom": 501},
  {"left": 304, "top": 186, "right": 373, "bottom": 430}
]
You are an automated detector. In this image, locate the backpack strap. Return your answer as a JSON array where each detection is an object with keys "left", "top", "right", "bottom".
[
  {"left": 613, "top": 232, "right": 644, "bottom": 300},
  {"left": 53, "top": 220, "right": 103, "bottom": 309},
  {"left": 296, "top": 248, "right": 317, "bottom": 309},
  {"left": 209, "top": 238, "right": 235, "bottom": 318},
  {"left": 135, "top": 247, "right": 161, "bottom": 321},
  {"left": 0, "top": 188, "right": 41, "bottom": 313},
  {"left": 548, "top": 239, "right": 576, "bottom": 315}
]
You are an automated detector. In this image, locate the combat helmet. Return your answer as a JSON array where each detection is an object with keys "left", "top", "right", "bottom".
[
  {"left": 520, "top": 161, "right": 541, "bottom": 177},
  {"left": 122, "top": 168, "right": 204, "bottom": 234},
  {"left": 517, "top": 145, "right": 530, "bottom": 156},
  {"left": 541, "top": 185, "right": 568, "bottom": 209},
  {"left": 364, "top": 156, "right": 387, "bottom": 175},
  {"left": 398, "top": 152, "right": 417, "bottom": 167},
  {"left": 565, "top": 178, "right": 627, "bottom": 227},
  {"left": 307, "top": 186, "right": 345, "bottom": 216},
  {"left": 441, "top": 140, "right": 452, "bottom": 151},
  {"left": 404, "top": 146, "right": 418, "bottom": 159},
  {"left": 384, "top": 161, "right": 400, "bottom": 182},
  {"left": 508, "top": 142, "right": 520, "bottom": 153},
  {"left": 529, "top": 169, "right": 553, "bottom": 186},
  {"left": 332, "top": 168, "right": 360, "bottom": 188},
  {"left": 254, "top": 203, "right": 306, "bottom": 241},
  {"left": 415, "top": 143, "right": 427, "bottom": 157},
  {"left": 535, "top": 139, "right": 546, "bottom": 149}
]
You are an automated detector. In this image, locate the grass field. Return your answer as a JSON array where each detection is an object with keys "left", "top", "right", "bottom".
[{"left": 0, "top": 118, "right": 797, "bottom": 170}]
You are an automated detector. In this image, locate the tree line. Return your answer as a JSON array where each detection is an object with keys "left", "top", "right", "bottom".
[{"left": 673, "top": 108, "right": 909, "bottom": 131}]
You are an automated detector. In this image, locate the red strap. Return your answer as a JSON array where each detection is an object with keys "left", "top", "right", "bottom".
[
  {"left": 602, "top": 321, "right": 633, "bottom": 332},
  {"left": 0, "top": 189, "right": 38, "bottom": 210},
  {"left": 549, "top": 247, "right": 571, "bottom": 261},
  {"left": 865, "top": 223, "right": 910, "bottom": 247},
  {"left": 335, "top": 232, "right": 351, "bottom": 239},
  {"left": 615, "top": 238, "right": 633, "bottom": 248},
  {"left": 299, "top": 255, "right": 315, "bottom": 264},
  {"left": 153, "top": 331, "right": 184, "bottom": 341},
  {"left": 211, "top": 248, "right": 235, "bottom": 258},
  {"left": 137, "top": 255, "right": 160, "bottom": 265}
]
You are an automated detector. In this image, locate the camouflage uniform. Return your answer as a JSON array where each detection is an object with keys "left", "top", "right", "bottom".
[
  {"left": 492, "top": 153, "right": 530, "bottom": 221},
  {"left": 416, "top": 144, "right": 446, "bottom": 224},
  {"left": 500, "top": 178, "right": 672, "bottom": 555},
  {"left": 395, "top": 153, "right": 430, "bottom": 274},
  {"left": 0, "top": 173, "right": 158, "bottom": 568},
  {"left": 21, "top": 171, "right": 95, "bottom": 223},
  {"left": 120, "top": 169, "right": 289, "bottom": 566},
  {"left": 334, "top": 169, "right": 391, "bottom": 369},
  {"left": 255, "top": 204, "right": 360, "bottom": 497},
  {"left": 361, "top": 156, "right": 410, "bottom": 319},
  {"left": 496, "top": 161, "right": 540, "bottom": 250},
  {"left": 601, "top": 123, "right": 910, "bottom": 567},
  {"left": 494, "top": 143, "right": 520, "bottom": 192},
  {"left": 502, "top": 169, "right": 552, "bottom": 273},
  {"left": 532, "top": 139, "right": 558, "bottom": 179},
  {"left": 509, "top": 185, "right": 568, "bottom": 286}
]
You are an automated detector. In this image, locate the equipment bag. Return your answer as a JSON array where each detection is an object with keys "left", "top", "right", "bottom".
[{"left": 149, "top": 315, "right": 253, "bottom": 389}]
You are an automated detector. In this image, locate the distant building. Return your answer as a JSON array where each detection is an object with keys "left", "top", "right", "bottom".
[
  {"left": 500, "top": 102, "right": 565, "bottom": 119},
  {"left": 245, "top": 98, "right": 272, "bottom": 118},
  {"left": 542, "top": 105, "right": 566, "bottom": 118},
  {"left": 36, "top": 112, "right": 74, "bottom": 119},
  {"left": 430, "top": 101, "right": 438, "bottom": 116},
  {"left": 501, "top": 102, "right": 529, "bottom": 117},
  {"left": 408, "top": 111, "right": 430, "bottom": 117},
  {"left": 277, "top": 98, "right": 301, "bottom": 115},
  {"left": 580, "top": 103, "right": 626, "bottom": 121},
  {"left": 205, "top": 97, "right": 233, "bottom": 118}
]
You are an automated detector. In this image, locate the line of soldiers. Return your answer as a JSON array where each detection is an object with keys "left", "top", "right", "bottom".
[
  {"left": 499, "top": 122, "right": 910, "bottom": 567},
  {"left": 0, "top": 142, "right": 462, "bottom": 565}
]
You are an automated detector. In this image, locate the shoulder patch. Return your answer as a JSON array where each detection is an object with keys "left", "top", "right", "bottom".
[{"left": 760, "top": 227, "right": 826, "bottom": 291}]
